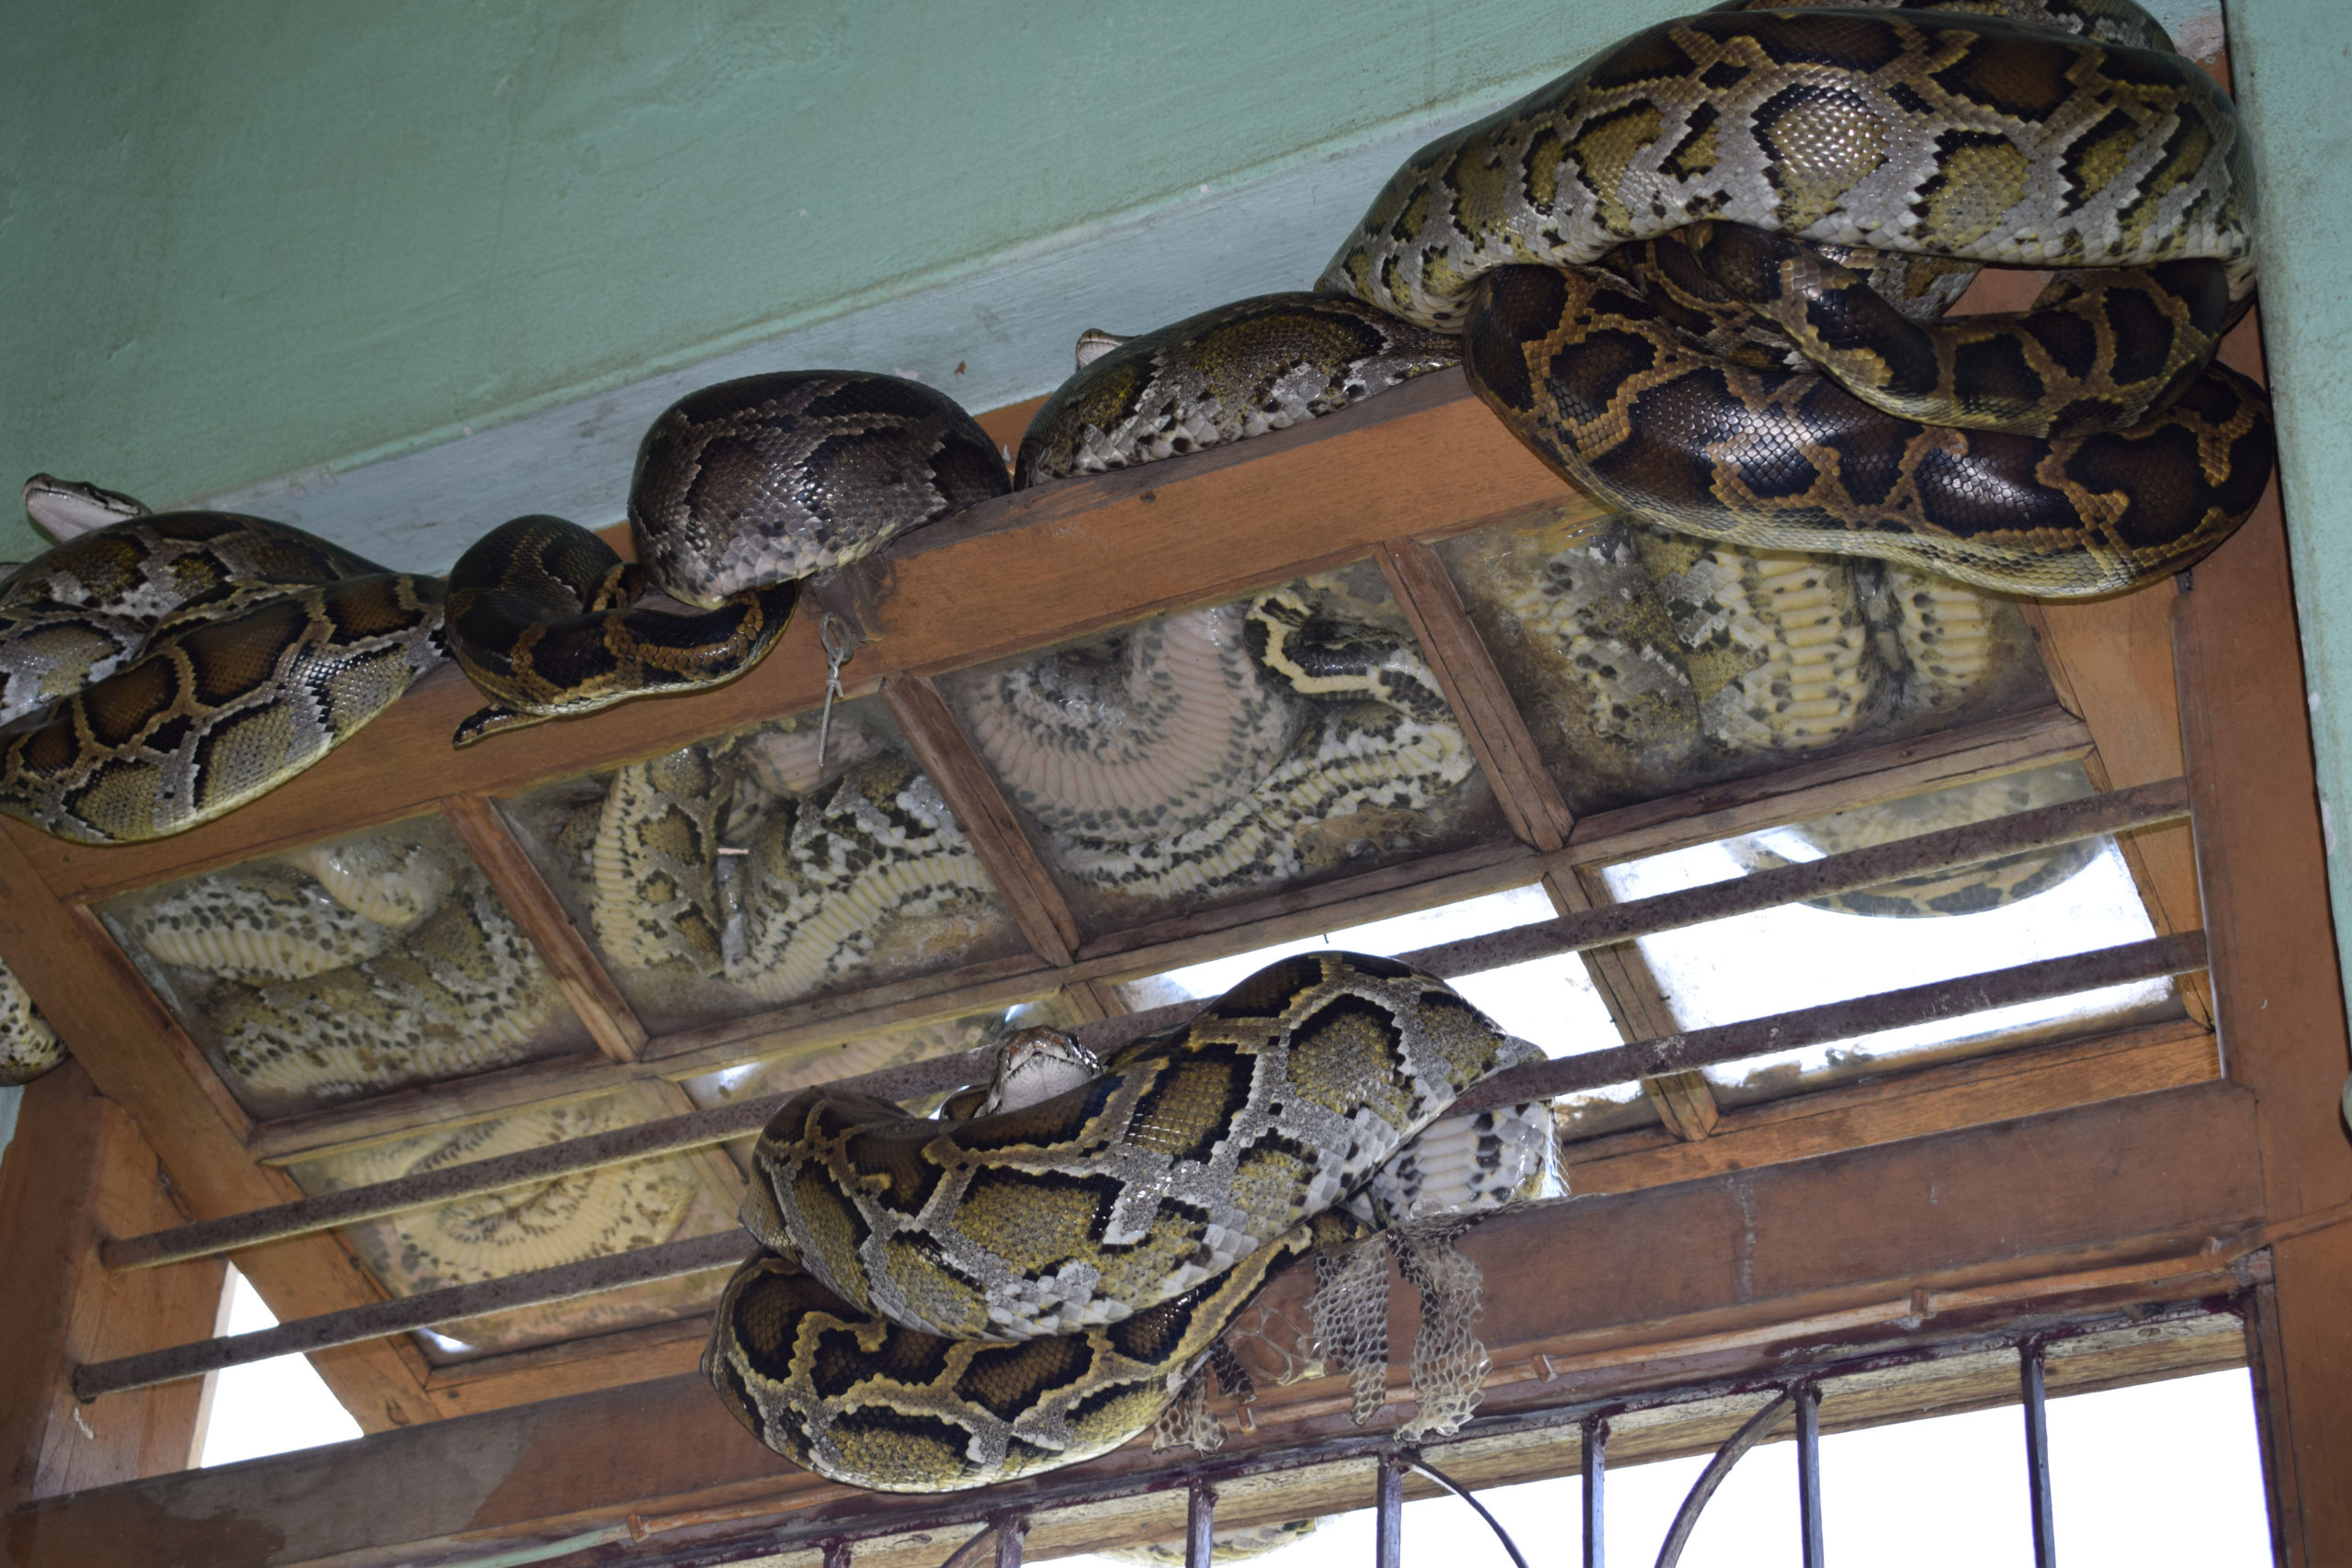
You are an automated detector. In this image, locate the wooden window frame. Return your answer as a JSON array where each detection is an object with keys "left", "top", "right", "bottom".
[{"left": 2, "top": 302, "right": 2346, "bottom": 1563}]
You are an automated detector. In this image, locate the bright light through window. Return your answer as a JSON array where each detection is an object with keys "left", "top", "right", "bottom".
[
  {"left": 197, "top": 1269, "right": 363, "bottom": 1467},
  {"left": 1115, "top": 884, "right": 1623, "bottom": 1057},
  {"left": 1045, "top": 1370, "right": 2268, "bottom": 1568}
]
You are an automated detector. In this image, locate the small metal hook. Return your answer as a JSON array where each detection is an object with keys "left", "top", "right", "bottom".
[{"left": 816, "top": 612, "right": 856, "bottom": 771}]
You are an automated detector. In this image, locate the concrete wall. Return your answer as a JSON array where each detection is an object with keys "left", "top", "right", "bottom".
[
  {"left": 1, "top": 0, "right": 1682, "bottom": 560},
  {"left": 2228, "top": 0, "right": 2352, "bottom": 1008}
]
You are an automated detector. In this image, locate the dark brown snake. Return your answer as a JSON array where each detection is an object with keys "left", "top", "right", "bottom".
[
  {"left": 1, "top": 0, "right": 2270, "bottom": 1496},
  {"left": 4, "top": 0, "right": 2266, "bottom": 844}
]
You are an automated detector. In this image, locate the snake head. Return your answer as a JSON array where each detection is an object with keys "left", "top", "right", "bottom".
[{"left": 970, "top": 1027, "right": 1102, "bottom": 1117}]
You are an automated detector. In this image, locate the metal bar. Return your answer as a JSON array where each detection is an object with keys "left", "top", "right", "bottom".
[
  {"left": 103, "top": 781, "right": 2186, "bottom": 1273},
  {"left": 1403, "top": 776, "right": 2187, "bottom": 977},
  {"left": 1375, "top": 1452, "right": 1408, "bottom": 1568},
  {"left": 1795, "top": 1383, "right": 1826, "bottom": 1568},
  {"left": 72, "top": 1230, "right": 754, "bottom": 1401},
  {"left": 1069, "top": 779, "right": 2186, "bottom": 1056},
  {"left": 749, "top": 1297, "right": 2220, "bottom": 1565},
  {"left": 103, "top": 1096, "right": 786, "bottom": 1272},
  {"left": 1412, "top": 1458, "right": 1532, "bottom": 1568},
  {"left": 1185, "top": 1480, "right": 1217, "bottom": 1568},
  {"left": 2022, "top": 1341, "right": 2058, "bottom": 1568},
  {"left": 1656, "top": 1392, "right": 1794, "bottom": 1568},
  {"left": 1582, "top": 1416, "right": 1609, "bottom": 1568},
  {"left": 1451, "top": 931, "right": 2207, "bottom": 1117},
  {"left": 77, "top": 934, "right": 2207, "bottom": 1398}
]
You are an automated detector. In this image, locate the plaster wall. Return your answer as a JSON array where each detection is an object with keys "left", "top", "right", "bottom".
[{"left": 2228, "top": 0, "right": 2352, "bottom": 1018}]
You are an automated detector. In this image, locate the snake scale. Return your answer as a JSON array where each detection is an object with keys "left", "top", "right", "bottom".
[
  {"left": 0, "top": 0, "right": 2268, "bottom": 860},
  {"left": 706, "top": 952, "right": 1549, "bottom": 1490},
  {"left": 0, "top": 0, "right": 2261, "bottom": 1483}
]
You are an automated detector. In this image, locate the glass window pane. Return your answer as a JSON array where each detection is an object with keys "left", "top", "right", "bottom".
[
  {"left": 99, "top": 816, "right": 590, "bottom": 1117},
  {"left": 1114, "top": 884, "right": 1621, "bottom": 1060},
  {"left": 498, "top": 696, "right": 1030, "bottom": 1036},
  {"left": 1597, "top": 766, "right": 2180, "bottom": 1105},
  {"left": 938, "top": 561, "right": 1510, "bottom": 938},
  {"left": 1436, "top": 507, "right": 2057, "bottom": 816}
]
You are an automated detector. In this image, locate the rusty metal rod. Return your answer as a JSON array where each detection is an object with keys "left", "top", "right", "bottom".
[
  {"left": 1402, "top": 774, "right": 2187, "bottom": 978},
  {"left": 101, "top": 779, "right": 2186, "bottom": 1273},
  {"left": 1449, "top": 930, "right": 2205, "bottom": 1117},
  {"left": 101, "top": 822, "right": 2201, "bottom": 1279},
  {"left": 74, "top": 933, "right": 2204, "bottom": 1400},
  {"left": 1080, "top": 776, "right": 2188, "bottom": 1055},
  {"left": 104, "top": 1099, "right": 787, "bottom": 1272},
  {"left": 73, "top": 1230, "right": 754, "bottom": 1402}
]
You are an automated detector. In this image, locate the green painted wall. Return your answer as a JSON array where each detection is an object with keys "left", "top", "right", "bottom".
[
  {"left": 0, "top": 0, "right": 1708, "bottom": 563},
  {"left": 2228, "top": 0, "right": 2352, "bottom": 1005}
]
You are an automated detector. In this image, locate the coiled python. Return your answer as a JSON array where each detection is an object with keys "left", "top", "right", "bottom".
[
  {"left": 964, "top": 584, "right": 1476, "bottom": 906},
  {"left": 0, "top": 371, "right": 1002, "bottom": 842},
  {"left": 706, "top": 951, "right": 1547, "bottom": 1490},
  {"left": 0, "top": 489, "right": 447, "bottom": 845},
  {"left": 108, "top": 829, "right": 569, "bottom": 1111},
  {"left": 2, "top": 0, "right": 2267, "bottom": 848}
]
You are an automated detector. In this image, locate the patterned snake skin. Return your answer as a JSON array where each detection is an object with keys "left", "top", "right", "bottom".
[
  {"left": 0, "top": 503, "right": 446, "bottom": 844},
  {"left": 967, "top": 589, "right": 1476, "bottom": 904},
  {"left": 1317, "top": 0, "right": 2271, "bottom": 594},
  {"left": 1, "top": 1, "right": 2266, "bottom": 850},
  {"left": 706, "top": 952, "right": 1538, "bottom": 1489}
]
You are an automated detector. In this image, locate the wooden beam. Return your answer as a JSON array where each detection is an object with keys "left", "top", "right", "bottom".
[
  {"left": 2173, "top": 310, "right": 2352, "bottom": 1568},
  {"left": 439, "top": 793, "right": 648, "bottom": 1063},
  {"left": 882, "top": 674, "right": 1083, "bottom": 964},
  {"left": 2022, "top": 586, "right": 2212, "bottom": 1023},
  {"left": 0, "top": 1083, "right": 2263, "bottom": 1568},
  {"left": 1376, "top": 539, "right": 1577, "bottom": 851},
  {"left": 1563, "top": 1017, "right": 2218, "bottom": 1196},
  {"left": 6, "top": 372, "right": 1577, "bottom": 908},
  {"left": 0, "top": 829, "right": 440, "bottom": 1431},
  {"left": 1561, "top": 704, "right": 2093, "bottom": 865},
  {"left": 0, "top": 1062, "right": 226, "bottom": 1505}
]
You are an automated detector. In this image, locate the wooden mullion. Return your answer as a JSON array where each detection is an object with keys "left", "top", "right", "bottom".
[
  {"left": 440, "top": 793, "right": 648, "bottom": 1063},
  {"left": 641, "top": 1080, "right": 748, "bottom": 1212},
  {"left": 883, "top": 673, "right": 1082, "bottom": 966},
  {"left": 421, "top": 1313, "right": 716, "bottom": 1418},
  {"left": 1565, "top": 1016, "right": 2219, "bottom": 1195},
  {"left": 1376, "top": 538, "right": 1577, "bottom": 851},
  {"left": 2018, "top": 592, "right": 2215, "bottom": 1026},
  {"left": 1546, "top": 865, "right": 1721, "bottom": 1141},
  {"left": 1560, "top": 704, "right": 2091, "bottom": 867},
  {"left": 1057, "top": 978, "right": 1130, "bottom": 1024}
]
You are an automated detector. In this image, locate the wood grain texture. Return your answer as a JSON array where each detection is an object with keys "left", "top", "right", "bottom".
[
  {"left": 0, "top": 829, "right": 438, "bottom": 1430},
  {"left": 1565, "top": 1019, "right": 2219, "bottom": 1196},
  {"left": 1546, "top": 865, "right": 1711, "bottom": 1140},
  {"left": 2173, "top": 307, "right": 2352, "bottom": 1567},
  {"left": 1376, "top": 539, "right": 1576, "bottom": 851},
  {"left": 882, "top": 674, "right": 1081, "bottom": 964},
  {"left": 0, "top": 1062, "right": 226, "bottom": 1505},
  {"left": 2022, "top": 585, "right": 2213, "bottom": 1022},
  {"left": 7, "top": 372, "right": 1579, "bottom": 908},
  {"left": 439, "top": 794, "right": 648, "bottom": 1063},
  {"left": 1560, "top": 705, "right": 2094, "bottom": 865},
  {"left": 0, "top": 1084, "right": 2262, "bottom": 1568}
]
